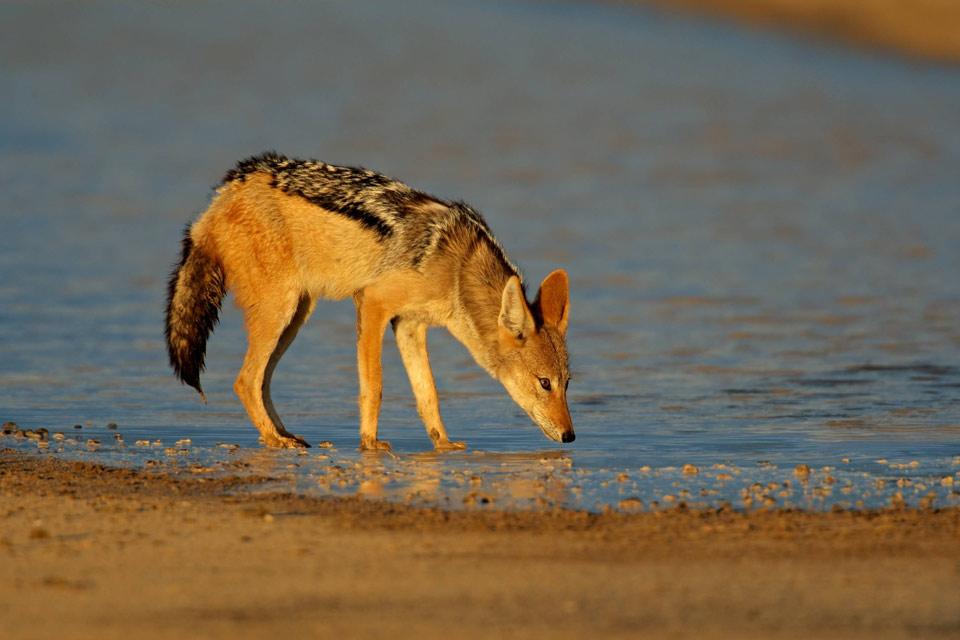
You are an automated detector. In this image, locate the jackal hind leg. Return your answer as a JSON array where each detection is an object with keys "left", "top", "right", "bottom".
[
  {"left": 393, "top": 318, "right": 465, "bottom": 451},
  {"left": 354, "top": 293, "right": 392, "bottom": 452},
  {"left": 236, "top": 291, "right": 313, "bottom": 448}
]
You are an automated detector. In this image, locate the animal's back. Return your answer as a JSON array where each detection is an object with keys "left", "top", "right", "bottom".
[{"left": 190, "top": 152, "right": 516, "bottom": 303}]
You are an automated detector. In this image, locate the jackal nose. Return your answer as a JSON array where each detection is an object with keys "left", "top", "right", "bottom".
[{"left": 561, "top": 431, "right": 575, "bottom": 443}]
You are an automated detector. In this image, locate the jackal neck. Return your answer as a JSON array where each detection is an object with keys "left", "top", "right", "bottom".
[{"left": 450, "top": 239, "right": 522, "bottom": 376}]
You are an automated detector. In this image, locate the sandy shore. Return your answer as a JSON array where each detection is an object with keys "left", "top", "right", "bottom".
[
  {"left": 2, "top": 449, "right": 958, "bottom": 639},
  {"left": 640, "top": 0, "right": 960, "bottom": 63}
]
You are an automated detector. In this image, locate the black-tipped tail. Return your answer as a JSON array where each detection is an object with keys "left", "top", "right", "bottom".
[{"left": 164, "top": 228, "right": 226, "bottom": 399}]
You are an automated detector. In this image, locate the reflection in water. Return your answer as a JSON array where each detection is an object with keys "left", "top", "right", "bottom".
[{"left": 1, "top": 1, "right": 959, "bottom": 511}]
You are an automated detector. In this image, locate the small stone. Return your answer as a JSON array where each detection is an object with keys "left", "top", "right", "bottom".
[
  {"left": 317, "top": 441, "right": 334, "bottom": 449},
  {"left": 175, "top": 439, "right": 192, "bottom": 446},
  {"left": 135, "top": 440, "right": 150, "bottom": 447},
  {"left": 941, "top": 476, "right": 954, "bottom": 487},
  {"left": 217, "top": 443, "right": 239, "bottom": 451},
  {"left": 616, "top": 472, "right": 630, "bottom": 483},
  {"left": 682, "top": 464, "right": 699, "bottom": 475},
  {"left": 29, "top": 526, "right": 49, "bottom": 540},
  {"left": 52, "top": 432, "right": 65, "bottom": 441},
  {"left": 107, "top": 422, "right": 119, "bottom": 430},
  {"left": 86, "top": 439, "right": 99, "bottom": 449},
  {"left": 794, "top": 464, "right": 811, "bottom": 478},
  {"left": 73, "top": 424, "right": 82, "bottom": 429},
  {"left": 618, "top": 497, "right": 643, "bottom": 511},
  {"left": 2, "top": 421, "right": 18, "bottom": 435}
]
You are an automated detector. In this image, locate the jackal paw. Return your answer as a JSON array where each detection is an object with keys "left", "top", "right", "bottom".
[
  {"left": 261, "top": 432, "right": 311, "bottom": 449},
  {"left": 434, "top": 440, "right": 467, "bottom": 452},
  {"left": 359, "top": 438, "right": 393, "bottom": 452}
]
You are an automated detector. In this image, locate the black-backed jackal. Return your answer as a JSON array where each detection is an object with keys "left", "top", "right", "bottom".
[{"left": 165, "top": 153, "right": 573, "bottom": 450}]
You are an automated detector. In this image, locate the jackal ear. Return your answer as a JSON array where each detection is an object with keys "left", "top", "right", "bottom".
[
  {"left": 498, "top": 275, "right": 535, "bottom": 342},
  {"left": 536, "top": 269, "right": 569, "bottom": 335}
]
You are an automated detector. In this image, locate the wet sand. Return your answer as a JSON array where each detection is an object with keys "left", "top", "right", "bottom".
[
  {"left": 2, "top": 450, "right": 958, "bottom": 639},
  {"left": 641, "top": 0, "right": 960, "bottom": 63}
]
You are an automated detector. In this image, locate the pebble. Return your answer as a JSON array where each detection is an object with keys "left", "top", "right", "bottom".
[
  {"left": 135, "top": 440, "right": 150, "bottom": 446},
  {"left": 682, "top": 464, "right": 699, "bottom": 475},
  {"left": 463, "top": 492, "right": 492, "bottom": 506},
  {"left": 2, "top": 421, "right": 18, "bottom": 435},
  {"left": 52, "top": 432, "right": 65, "bottom": 441},
  {"left": 794, "top": 464, "right": 811, "bottom": 478},
  {"left": 107, "top": 422, "right": 119, "bottom": 430},
  {"left": 317, "top": 441, "right": 335, "bottom": 449},
  {"left": 217, "top": 443, "right": 239, "bottom": 451},
  {"left": 618, "top": 497, "right": 643, "bottom": 511},
  {"left": 176, "top": 439, "right": 192, "bottom": 446},
  {"left": 941, "top": 476, "right": 954, "bottom": 487},
  {"left": 73, "top": 424, "right": 82, "bottom": 429},
  {"left": 29, "top": 526, "right": 50, "bottom": 540}
]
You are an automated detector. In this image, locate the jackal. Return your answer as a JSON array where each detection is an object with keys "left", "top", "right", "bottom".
[{"left": 165, "top": 152, "right": 573, "bottom": 450}]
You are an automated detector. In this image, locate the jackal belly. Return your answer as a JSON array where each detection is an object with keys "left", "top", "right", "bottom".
[{"left": 291, "top": 206, "right": 387, "bottom": 300}]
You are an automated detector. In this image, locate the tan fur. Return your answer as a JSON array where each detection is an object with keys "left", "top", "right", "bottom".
[{"left": 173, "top": 166, "right": 574, "bottom": 450}]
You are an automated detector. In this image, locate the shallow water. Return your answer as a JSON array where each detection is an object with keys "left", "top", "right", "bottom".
[{"left": 1, "top": 0, "right": 959, "bottom": 510}]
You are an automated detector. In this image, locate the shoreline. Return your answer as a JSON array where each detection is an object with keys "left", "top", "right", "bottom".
[
  {"left": 636, "top": 0, "right": 960, "bottom": 64},
  {"left": 2, "top": 449, "right": 959, "bottom": 638}
]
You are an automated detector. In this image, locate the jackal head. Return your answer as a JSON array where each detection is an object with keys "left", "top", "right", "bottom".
[{"left": 496, "top": 269, "right": 574, "bottom": 444}]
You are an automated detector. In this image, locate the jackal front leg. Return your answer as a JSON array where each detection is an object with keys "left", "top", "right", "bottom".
[
  {"left": 354, "top": 292, "right": 392, "bottom": 451},
  {"left": 393, "top": 318, "right": 466, "bottom": 451}
]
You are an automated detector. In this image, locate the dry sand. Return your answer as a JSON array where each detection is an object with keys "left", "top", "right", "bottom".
[
  {"left": 2, "top": 449, "right": 958, "bottom": 639},
  {"left": 638, "top": 0, "right": 960, "bottom": 63}
]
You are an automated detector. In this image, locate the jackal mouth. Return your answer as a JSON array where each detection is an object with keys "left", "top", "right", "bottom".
[
  {"left": 537, "top": 423, "right": 565, "bottom": 443},
  {"left": 521, "top": 403, "right": 574, "bottom": 444},
  {"left": 529, "top": 411, "right": 568, "bottom": 443}
]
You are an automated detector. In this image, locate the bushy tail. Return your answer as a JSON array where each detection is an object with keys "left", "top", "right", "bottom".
[{"left": 164, "top": 227, "right": 226, "bottom": 401}]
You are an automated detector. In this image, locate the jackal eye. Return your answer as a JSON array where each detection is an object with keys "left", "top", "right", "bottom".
[{"left": 539, "top": 377, "right": 552, "bottom": 391}]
